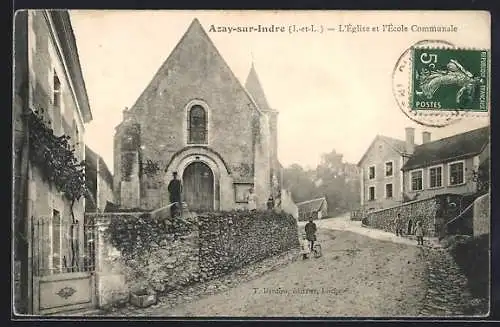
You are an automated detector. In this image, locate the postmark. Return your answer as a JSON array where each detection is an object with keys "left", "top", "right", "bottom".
[{"left": 392, "top": 40, "right": 490, "bottom": 127}]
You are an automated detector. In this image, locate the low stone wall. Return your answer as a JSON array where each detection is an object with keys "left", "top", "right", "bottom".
[
  {"left": 198, "top": 210, "right": 300, "bottom": 278},
  {"left": 473, "top": 193, "right": 490, "bottom": 237},
  {"left": 365, "top": 197, "right": 439, "bottom": 236},
  {"left": 89, "top": 209, "right": 299, "bottom": 309}
]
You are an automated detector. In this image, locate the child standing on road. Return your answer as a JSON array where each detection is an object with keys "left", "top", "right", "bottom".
[
  {"left": 415, "top": 221, "right": 424, "bottom": 245},
  {"left": 300, "top": 234, "right": 311, "bottom": 259}
]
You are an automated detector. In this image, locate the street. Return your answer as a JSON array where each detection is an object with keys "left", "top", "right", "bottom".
[
  {"left": 164, "top": 228, "right": 427, "bottom": 317},
  {"left": 101, "top": 217, "right": 432, "bottom": 317}
]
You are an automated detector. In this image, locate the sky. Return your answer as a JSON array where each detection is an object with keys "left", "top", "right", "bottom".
[{"left": 69, "top": 10, "right": 490, "bottom": 172}]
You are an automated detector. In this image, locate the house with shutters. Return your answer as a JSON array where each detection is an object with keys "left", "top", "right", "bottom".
[
  {"left": 113, "top": 18, "right": 284, "bottom": 212},
  {"left": 357, "top": 126, "right": 490, "bottom": 212}
]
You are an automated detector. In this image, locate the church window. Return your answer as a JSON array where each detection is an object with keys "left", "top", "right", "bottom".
[{"left": 188, "top": 105, "right": 208, "bottom": 144}]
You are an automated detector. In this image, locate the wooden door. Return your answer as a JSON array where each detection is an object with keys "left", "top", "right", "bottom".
[{"left": 182, "top": 162, "right": 214, "bottom": 211}]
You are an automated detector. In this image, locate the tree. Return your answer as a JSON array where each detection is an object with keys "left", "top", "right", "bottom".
[
  {"left": 282, "top": 149, "right": 361, "bottom": 217},
  {"left": 282, "top": 164, "right": 318, "bottom": 203}
]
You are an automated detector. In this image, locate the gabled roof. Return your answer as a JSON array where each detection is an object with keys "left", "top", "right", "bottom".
[
  {"left": 357, "top": 135, "right": 407, "bottom": 166},
  {"left": 126, "top": 18, "right": 265, "bottom": 119},
  {"left": 245, "top": 63, "right": 271, "bottom": 111},
  {"left": 297, "top": 197, "right": 327, "bottom": 213},
  {"left": 402, "top": 126, "right": 490, "bottom": 171}
]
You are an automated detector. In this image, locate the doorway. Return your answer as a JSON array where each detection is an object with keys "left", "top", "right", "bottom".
[{"left": 182, "top": 162, "right": 214, "bottom": 211}]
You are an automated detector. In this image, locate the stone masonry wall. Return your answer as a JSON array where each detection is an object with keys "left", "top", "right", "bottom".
[
  {"left": 89, "top": 209, "right": 299, "bottom": 309},
  {"left": 198, "top": 210, "right": 300, "bottom": 278},
  {"left": 365, "top": 197, "right": 439, "bottom": 236},
  {"left": 473, "top": 193, "right": 490, "bottom": 237}
]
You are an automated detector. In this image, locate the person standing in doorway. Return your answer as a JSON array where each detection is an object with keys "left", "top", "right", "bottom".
[
  {"left": 305, "top": 218, "right": 317, "bottom": 252},
  {"left": 246, "top": 187, "right": 258, "bottom": 210},
  {"left": 168, "top": 171, "right": 182, "bottom": 217}
]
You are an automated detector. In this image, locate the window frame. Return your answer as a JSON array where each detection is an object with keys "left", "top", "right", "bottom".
[
  {"left": 185, "top": 100, "right": 210, "bottom": 146},
  {"left": 50, "top": 209, "right": 63, "bottom": 274},
  {"left": 448, "top": 160, "right": 466, "bottom": 186},
  {"left": 385, "top": 183, "right": 393, "bottom": 199},
  {"left": 409, "top": 168, "right": 424, "bottom": 191},
  {"left": 384, "top": 160, "right": 394, "bottom": 177},
  {"left": 428, "top": 164, "right": 444, "bottom": 189},
  {"left": 368, "top": 165, "right": 376, "bottom": 180},
  {"left": 368, "top": 186, "right": 376, "bottom": 201}
]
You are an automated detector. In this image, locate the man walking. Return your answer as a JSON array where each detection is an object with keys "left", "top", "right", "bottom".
[
  {"left": 168, "top": 171, "right": 182, "bottom": 217},
  {"left": 305, "top": 218, "right": 317, "bottom": 252}
]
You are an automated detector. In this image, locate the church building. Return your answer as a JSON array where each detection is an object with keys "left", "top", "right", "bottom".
[{"left": 113, "top": 18, "right": 282, "bottom": 211}]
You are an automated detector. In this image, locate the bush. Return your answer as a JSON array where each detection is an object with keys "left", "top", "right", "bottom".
[{"left": 448, "top": 234, "right": 489, "bottom": 299}]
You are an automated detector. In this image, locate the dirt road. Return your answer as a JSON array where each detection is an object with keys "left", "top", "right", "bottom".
[{"left": 149, "top": 228, "right": 427, "bottom": 317}]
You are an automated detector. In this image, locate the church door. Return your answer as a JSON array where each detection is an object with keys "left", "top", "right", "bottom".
[{"left": 182, "top": 162, "right": 214, "bottom": 211}]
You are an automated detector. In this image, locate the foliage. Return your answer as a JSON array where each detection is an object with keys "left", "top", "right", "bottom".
[
  {"left": 121, "top": 123, "right": 141, "bottom": 151},
  {"left": 141, "top": 159, "right": 161, "bottom": 177},
  {"left": 471, "top": 160, "right": 490, "bottom": 194},
  {"left": 283, "top": 149, "right": 360, "bottom": 216},
  {"left": 121, "top": 152, "right": 136, "bottom": 181},
  {"left": 448, "top": 234, "right": 489, "bottom": 300},
  {"left": 25, "top": 108, "right": 86, "bottom": 202}
]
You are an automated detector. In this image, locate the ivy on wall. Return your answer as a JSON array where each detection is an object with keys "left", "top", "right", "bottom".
[
  {"left": 121, "top": 152, "right": 136, "bottom": 181},
  {"left": 141, "top": 159, "right": 161, "bottom": 177},
  {"left": 25, "top": 108, "right": 86, "bottom": 272},
  {"left": 25, "top": 108, "right": 86, "bottom": 202}
]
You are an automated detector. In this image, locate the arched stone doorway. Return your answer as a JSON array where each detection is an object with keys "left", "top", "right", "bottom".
[{"left": 182, "top": 161, "right": 214, "bottom": 211}]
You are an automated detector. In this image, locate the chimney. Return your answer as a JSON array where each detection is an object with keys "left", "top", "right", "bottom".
[
  {"left": 422, "top": 131, "right": 431, "bottom": 144},
  {"left": 405, "top": 127, "right": 415, "bottom": 155}
]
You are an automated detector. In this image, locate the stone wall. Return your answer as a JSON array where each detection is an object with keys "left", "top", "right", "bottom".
[
  {"left": 198, "top": 210, "right": 299, "bottom": 278},
  {"left": 473, "top": 193, "right": 490, "bottom": 236},
  {"left": 365, "top": 197, "right": 440, "bottom": 236},
  {"left": 89, "top": 209, "right": 298, "bottom": 309}
]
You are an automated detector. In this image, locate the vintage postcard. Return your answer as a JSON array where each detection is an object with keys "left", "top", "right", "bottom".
[{"left": 12, "top": 10, "right": 490, "bottom": 318}]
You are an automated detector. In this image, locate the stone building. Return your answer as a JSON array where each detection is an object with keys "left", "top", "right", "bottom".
[
  {"left": 358, "top": 126, "right": 490, "bottom": 212},
  {"left": 113, "top": 18, "right": 282, "bottom": 211},
  {"left": 357, "top": 134, "right": 408, "bottom": 211},
  {"left": 401, "top": 126, "right": 490, "bottom": 200},
  {"left": 13, "top": 10, "right": 94, "bottom": 314},
  {"left": 85, "top": 145, "right": 115, "bottom": 213}
]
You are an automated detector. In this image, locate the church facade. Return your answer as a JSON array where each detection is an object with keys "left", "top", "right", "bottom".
[{"left": 113, "top": 18, "right": 282, "bottom": 212}]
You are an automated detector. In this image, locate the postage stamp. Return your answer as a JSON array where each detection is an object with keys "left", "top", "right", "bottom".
[
  {"left": 392, "top": 39, "right": 490, "bottom": 127},
  {"left": 411, "top": 48, "right": 489, "bottom": 112}
]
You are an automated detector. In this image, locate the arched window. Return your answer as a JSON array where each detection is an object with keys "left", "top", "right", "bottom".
[{"left": 188, "top": 105, "right": 208, "bottom": 144}]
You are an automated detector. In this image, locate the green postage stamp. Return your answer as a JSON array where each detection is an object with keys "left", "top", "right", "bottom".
[{"left": 411, "top": 48, "right": 489, "bottom": 112}]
